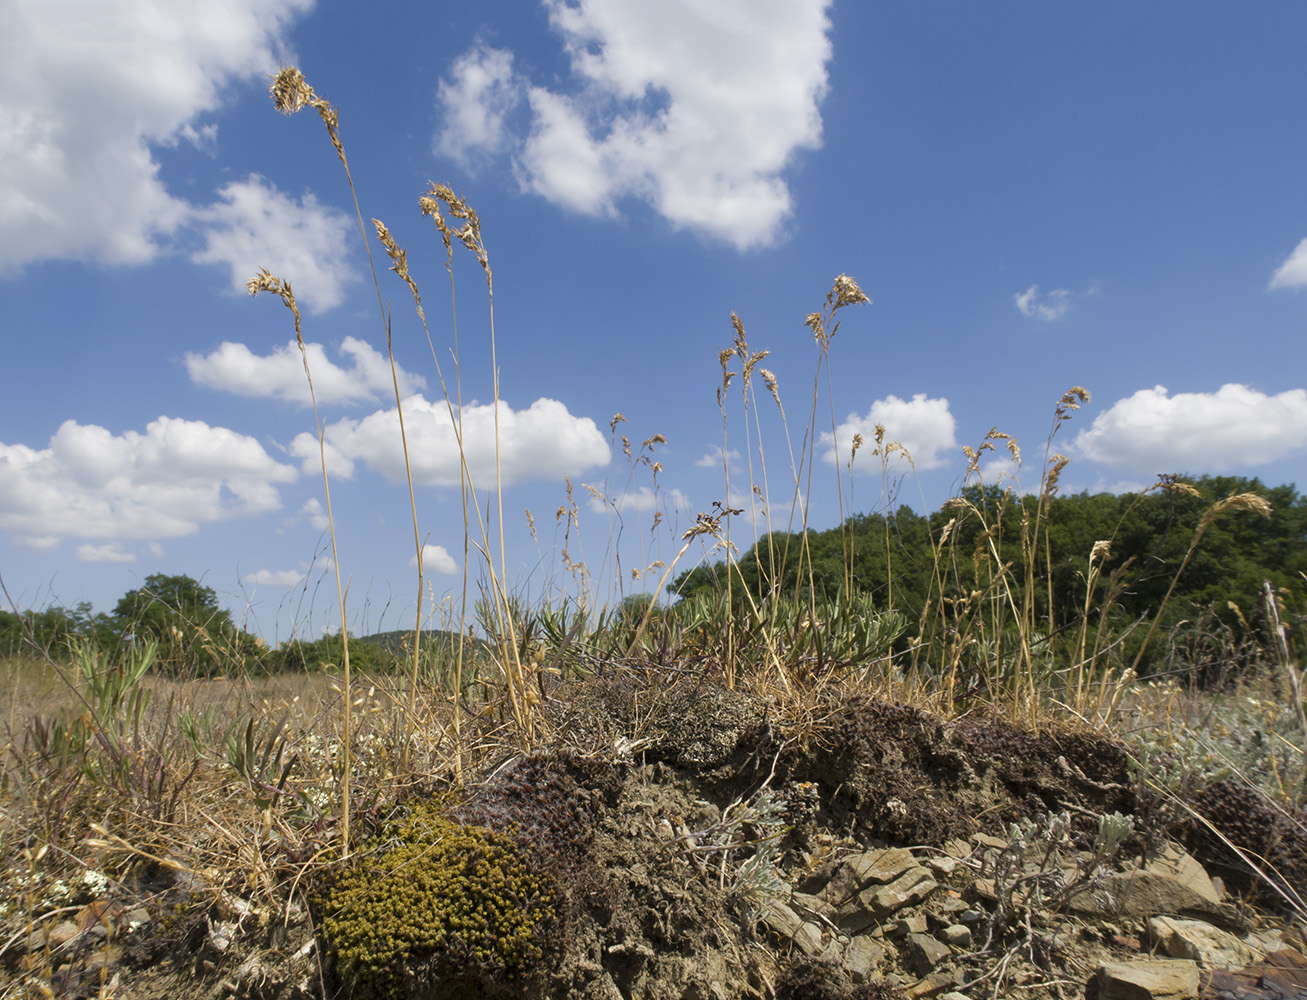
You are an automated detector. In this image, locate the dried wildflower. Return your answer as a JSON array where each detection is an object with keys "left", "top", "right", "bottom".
[
  {"left": 269, "top": 67, "right": 344, "bottom": 164},
  {"left": 1090, "top": 540, "right": 1112, "bottom": 564},
  {"left": 247, "top": 269, "right": 303, "bottom": 344},
  {"left": 373, "top": 218, "right": 423, "bottom": 314},
  {"left": 759, "top": 368, "right": 783, "bottom": 415},
  {"left": 832, "top": 273, "right": 870, "bottom": 310}
]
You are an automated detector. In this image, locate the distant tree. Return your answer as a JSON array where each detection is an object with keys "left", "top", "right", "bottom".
[{"left": 111, "top": 573, "right": 258, "bottom": 676}]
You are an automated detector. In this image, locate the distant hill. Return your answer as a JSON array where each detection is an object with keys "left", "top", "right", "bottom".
[{"left": 354, "top": 629, "right": 488, "bottom": 654}]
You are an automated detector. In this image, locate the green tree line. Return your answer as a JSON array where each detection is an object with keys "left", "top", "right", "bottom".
[
  {"left": 1, "top": 573, "right": 462, "bottom": 677},
  {"left": 670, "top": 475, "right": 1307, "bottom": 677}
]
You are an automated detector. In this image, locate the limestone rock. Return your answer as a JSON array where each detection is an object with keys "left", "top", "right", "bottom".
[
  {"left": 941, "top": 924, "right": 972, "bottom": 949},
  {"left": 820, "top": 846, "right": 920, "bottom": 904},
  {"left": 838, "top": 867, "right": 939, "bottom": 932},
  {"left": 1066, "top": 869, "right": 1231, "bottom": 924},
  {"left": 1147, "top": 916, "right": 1263, "bottom": 970},
  {"left": 759, "top": 899, "right": 823, "bottom": 956},
  {"left": 1095, "top": 959, "right": 1199, "bottom": 1000},
  {"left": 1141, "top": 845, "right": 1221, "bottom": 906},
  {"left": 843, "top": 936, "right": 887, "bottom": 984},
  {"left": 904, "top": 932, "right": 952, "bottom": 975}
]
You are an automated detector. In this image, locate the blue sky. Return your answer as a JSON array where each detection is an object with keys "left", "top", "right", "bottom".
[{"left": 3, "top": 1, "right": 1306, "bottom": 641}]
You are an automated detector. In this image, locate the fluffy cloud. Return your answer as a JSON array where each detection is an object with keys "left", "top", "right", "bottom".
[
  {"left": 242, "top": 568, "right": 309, "bottom": 586},
  {"left": 410, "top": 544, "right": 458, "bottom": 575},
  {"left": 0, "top": 417, "right": 298, "bottom": 542},
  {"left": 186, "top": 336, "right": 427, "bottom": 406},
  {"left": 191, "top": 175, "right": 357, "bottom": 314},
  {"left": 434, "top": 44, "right": 520, "bottom": 168},
  {"left": 76, "top": 543, "right": 136, "bottom": 564},
  {"left": 586, "top": 485, "right": 692, "bottom": 515},
  {"left": 298, "top": 498, "right": 330, "bottom": 530},
  {"left": 695, "top": 446, "right": 742, "bottom": 469},
  {"left": 1074, "top": 384, "right": 1307, "bottom": 473},
  {"left": 1269, "top": 237, "right": 1307, "bottom": 291},
  {"left": 822, "top": 395, "right": 959, "bottom": 471},
  {"left": 289, "top": 395, "right": 610, "bottom": 489},
  {"left": 435, "top": 0, "right": 833, "bottom": 249},
  {"left": 0, "top": 0, "right": 311, "bottom": 272},
  {"left": 1014, "top": 285, "right": 1072, "bottom": 321}
]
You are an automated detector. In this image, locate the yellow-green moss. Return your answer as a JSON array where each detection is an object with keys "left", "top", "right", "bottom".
[{"left": 319, "top": 798, "right": 558, "bottom": 1000}]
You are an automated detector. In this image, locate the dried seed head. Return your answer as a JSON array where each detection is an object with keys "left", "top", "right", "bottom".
[
  {"left": 643, "top": 434, "right": 666, "bottom": 448},
  {"left": 1044, "top": 453, "right": 1070, "bottom": 495},
  {"left": 850, "top": 432, "right": 864, "bottom": 464},
  {"left": 832, "top": 273, "right": 870, "bottom": 310},
  {"left": 759, "top": 368, "right": 783, "bottom": 415},
  {"left": 1090, "top": 539, "right": 1112, "bottom": 564},
  {"left": 1058, "top": 386, "right": 1092, "bottom": 412},
  {"left": 270, "top": 67, "right": 315, "bottom": 114},
  {"left": 804, "top": 311, "right": 824, "bottom": 341}
]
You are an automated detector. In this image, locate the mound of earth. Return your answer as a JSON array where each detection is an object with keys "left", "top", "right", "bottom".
[{"left": 6, "top": 677, "right": 1306, "bottom": 1000}]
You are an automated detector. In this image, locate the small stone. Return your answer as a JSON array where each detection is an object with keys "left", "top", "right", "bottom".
[
  {"left": 941, "top": 924, "right": 972, "bottom": 948},
  {"left": 759, "top": 899, "right": 823, "bottom": 956},
  {"left": 824, "top": 847, "right": 921, "bottom": 904},
  {"left": 941, "top": 838, "right": 973, "bottom": 860},
  {"left": 1142, "top": 845, "right": 1220, "bottom": 906},
  {"left": 904, "top": 972, "right": 956, "bottom": 998},
  {"left": 1096, "top": 959, "right": 1199, "bottom": 1000},
  {"left": 959, "top": 909, "right": 985, "bottom": 925},
  {"left": 843, "top": 936, "right": 886, "bottom": 984},
  {"left": 889, "top": 915, "right": 929, "bottom": 936},
  {"left": 939, "top": 993, "right": 972, "bottom": 1000},
  {"left": 1148, "top": 916, "right": 1263, "bottom": 970},
  {"left": 790, "top": 891, "right": 837, "bottom": 924},
  {"left": 926, "top": 856, "right": 959, "bottom": 878},
  {"left": 904, "top": 933, "right": 952, "bottom": 975},
  {"left": 818, "top": 939, "right": 844, "bottom": 965}
]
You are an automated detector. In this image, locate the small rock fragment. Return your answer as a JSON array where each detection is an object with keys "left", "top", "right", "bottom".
[
  {"left": 941, "top": 924, "right": 972, "bottom": 949},
  {"left": 843, "top": 936, "right": 886, "bottom": 984},
  {"left": 1148, "top": 916, "right": 1263, "bottom": 970},
  {"left": 1095, "top": 959, "right": 1199, "bottom": 1000},
  {"left": 904, "top": 932, "right": 952, "bottom": 975},
  {"left": 759, "top": 899, "right": 823, "bottom": 956}
]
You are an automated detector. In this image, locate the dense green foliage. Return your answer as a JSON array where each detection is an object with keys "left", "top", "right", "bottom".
[
  {"left": 1, "top": 573, "right": 262, "bottom": 676},
  {"left": 318, "top": 798, "right": 558, "bottom": 1000},
  {"left": 671, "top": 476, "right": 1307, "bottom": 676}
]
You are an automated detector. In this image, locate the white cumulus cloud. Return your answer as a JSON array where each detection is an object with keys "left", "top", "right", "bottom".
[
  {"left": 435, "top": 44, "right": 521, "bottom": 168},
  {"left": 0, "top": 417, "right": 298, "bottom": 543},
  {"left": 1269, "top": 237, "right": 1307, "bottom": 291},
  {"left": 586, "top": 485, "right": 692, "bottom": 515},
  {"left": 410, "top": 544, "right": 458, "bottom": 575},
  {"left": 242, "top": 568, "right": 309, "bottom": 587},
  {"left": 822, "top": 395, "right": 959, "bottom": 471},
  {"left": 186, "top": 336, "right": 426, "bottom": 406},
  {"left": 289, "top": 395, "right": 611, "bottom": 489},
  {"left": 191, "top": 175, "right": 357, "bottom": 314},
  {"left": 0, "top": 0, "right": 311, "bottom": 273},
  {"left": 435, "top": 0, "right": 834, "bottom": 250},
  {"left": 297, "top": 498, "right": 330, "bottom": 530},
  {"left": 1014, "top": 285, "right": 1072, "bottom": 321},
  {"left": 1074, "top": 384, "right": 1307, "bottom": 473},
  {"left": 76, "top": 543, "right": 136, "bottom": 564}
]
